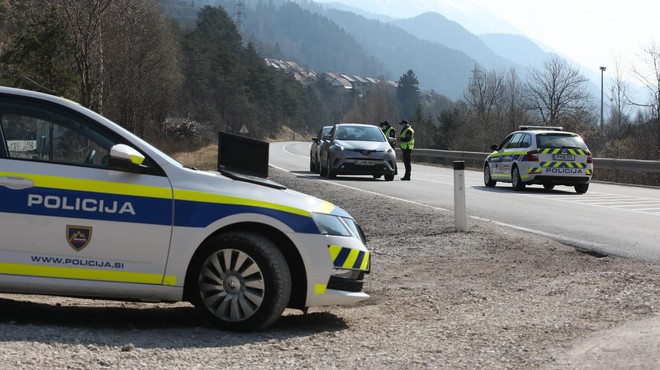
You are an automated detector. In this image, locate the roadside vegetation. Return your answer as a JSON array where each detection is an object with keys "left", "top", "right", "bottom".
[{"left": 0, "top": 0, "right": 658, "bottom": 184}]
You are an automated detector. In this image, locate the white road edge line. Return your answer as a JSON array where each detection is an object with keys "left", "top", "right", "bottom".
[{"left": 269, "top": 164, "right": 608, "bottom": 251}]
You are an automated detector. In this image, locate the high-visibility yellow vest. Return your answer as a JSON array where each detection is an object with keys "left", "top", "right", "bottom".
[
  {"left": 399, "top": 126, "right": 415, "bottom": 150},
  {"left": 384, "top": 126, "right": 395, "bottom": 140}
]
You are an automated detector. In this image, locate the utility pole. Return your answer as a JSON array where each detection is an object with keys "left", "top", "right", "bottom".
[
  {"left": 600, "top": 66, "right": 607, "bottom": 127},
  {"left": 233, "top": 0, "right": 246, "bottom": 31}
]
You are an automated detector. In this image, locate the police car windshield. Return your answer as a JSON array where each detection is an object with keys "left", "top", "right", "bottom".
[{"left": 536, "top": 134, "right": 587, "bottom": 150}]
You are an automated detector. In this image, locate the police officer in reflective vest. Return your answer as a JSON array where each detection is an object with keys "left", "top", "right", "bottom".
[
  {"left": 380, "top": 120, "right": 398, "bottom": 175},
  {"left": 398, "top": 119, "right": 414, "bottom": 181},
  {"left": 379, "top": 120, "right": 396, "bottom": 148}
]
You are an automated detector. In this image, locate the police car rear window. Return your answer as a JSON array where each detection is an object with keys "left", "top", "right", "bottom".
[{"left": 536, "top": 134, "right": 587, "bottom": 150}]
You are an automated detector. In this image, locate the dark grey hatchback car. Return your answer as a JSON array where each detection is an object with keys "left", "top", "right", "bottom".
[
  {"left": 318, "top": 123, "right": 397, "bottom": 181},
  {"left": 310, "top": 125, "right": 332, "bottom": 173}
]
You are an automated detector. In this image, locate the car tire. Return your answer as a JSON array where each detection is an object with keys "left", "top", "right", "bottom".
[
  {"left": 512, "top": 166, "right": 526, "bottom": 191},
  {"left": 384, "top": 174, "right": 394, "bottom": 181},
  {"left": 319, "top": 158, "right": 327, "bottom": 177},
  {"left": 309, "top": 157, "right": 315, "bottom": 173},
  {"left": 575, "top": 183, "right": 589, "bottom": 194},
  {"left": 187, "top": 231, "right": 291, "bottom": 332},
  {"left": 325, "top": 155, "right": 336, "bottom": 179},
  {"left": 543, "top": 184, "right": 555, "bottom": 190},
  {"left": 484, "top": 165, "right": 496, "bottom": 187}
]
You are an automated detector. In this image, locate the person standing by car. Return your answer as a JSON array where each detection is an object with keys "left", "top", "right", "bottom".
[
  {"left": 398, "top": 119, "right": 414, "bottom": 181},
  {"left": 379, "top": 121, "right": 396, "bottom": 148},
  {"left": 380, "top": 120, "right": 398, "bottom": 175}
]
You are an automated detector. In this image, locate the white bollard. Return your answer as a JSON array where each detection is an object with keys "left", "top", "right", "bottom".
[{"left": 453, "top": 161, "right": 467, "bottom": 231}]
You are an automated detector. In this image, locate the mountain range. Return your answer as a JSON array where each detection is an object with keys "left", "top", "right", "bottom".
[{"left": 161, "top": 0, "right": 601, "bottom": 101}]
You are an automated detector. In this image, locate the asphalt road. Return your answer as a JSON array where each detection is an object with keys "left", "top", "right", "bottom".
[{"left": 270, "top": 141, "right": 660, "bottom": 263}]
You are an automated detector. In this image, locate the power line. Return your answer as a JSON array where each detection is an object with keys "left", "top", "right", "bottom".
[{"left": 233, "top": 0, "right": 246, "bottom": 31}]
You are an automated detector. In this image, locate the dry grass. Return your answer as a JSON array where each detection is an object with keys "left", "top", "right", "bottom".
[{"left": 171, "top": 144, "right": 218, "bottom": 171}]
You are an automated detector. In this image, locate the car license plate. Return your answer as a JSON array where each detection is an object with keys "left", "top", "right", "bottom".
[
  {"left": 355, "top": 160, "right": 375, "bottom": 166},
  {"left": 553, "top": 154, "right": 575, "bottom": 161}
]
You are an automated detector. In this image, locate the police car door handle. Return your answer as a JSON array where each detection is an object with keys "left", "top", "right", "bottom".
[{"left": 0, "top": 176, "right": 35, "bottom": 190}]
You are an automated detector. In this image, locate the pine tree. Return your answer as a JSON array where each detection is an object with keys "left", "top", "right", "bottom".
[{"left": 396, "top": 69, "right": 421, "bottom": 120}]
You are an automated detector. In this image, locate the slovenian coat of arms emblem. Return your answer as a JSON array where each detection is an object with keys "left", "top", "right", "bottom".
[{"left": 66, "top": 225, "right": 92, "bottom": 251}]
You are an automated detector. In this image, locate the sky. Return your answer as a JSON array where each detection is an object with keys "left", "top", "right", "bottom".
[
  {"left": 470, "top": 0, "right": 659, "bottom": 79},
  {"left": 311, "top": 0, "right": 659, "bottom": 81}
]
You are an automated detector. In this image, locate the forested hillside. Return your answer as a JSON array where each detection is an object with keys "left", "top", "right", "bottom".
[{"left": 311, "top": 7, "right": 475, "bottom": 99}]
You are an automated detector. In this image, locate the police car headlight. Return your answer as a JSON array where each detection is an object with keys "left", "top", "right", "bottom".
[
  {"left": 312, "top": 213, "right": 352, "bottom": 237},
  {"left": 312, "top": 213, "right": 365, "bottom": 242}
]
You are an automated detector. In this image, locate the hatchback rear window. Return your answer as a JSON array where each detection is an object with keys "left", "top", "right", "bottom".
[{"left": 536, "top": 134, "right": 587, "bottom": 150}]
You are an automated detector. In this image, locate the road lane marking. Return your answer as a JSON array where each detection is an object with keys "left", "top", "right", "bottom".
[{"left": 268, "top": 165, "right": 609, "bottom": 252}]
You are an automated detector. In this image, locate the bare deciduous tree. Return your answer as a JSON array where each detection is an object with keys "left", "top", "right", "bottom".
[
  {"left": 525, "top": 57, "right": 591, "bottom": 126},
  {"left": 460, "top": 66, "right": 531, "bottom": 150},
  {"left": 631, "top": 42, "right": 660, "bottom": 121},
  {"left": 607, "top": 59, "right": 634, "bottom": 137},
  {"left": 630, "top": 42, "right": 660, "bottom": 157},
  {"left": 53, "top": 0, "right": 113, "bottom": 110},
  {"left": 502, "top": 68, "right": 528, "bottom": 135},
  {"left": 462, "top": 65, "right": 506, "bottom": 149},
  {"left": 343, "top": 79, "right": 397, "bottom": 125},
  {"left": 100, "top": 0, "right": 182, "bottom": 136}
]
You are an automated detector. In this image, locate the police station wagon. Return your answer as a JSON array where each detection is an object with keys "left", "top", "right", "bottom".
[
  {"left": 0, "top": 86, "right": 370, "bottom": 331},
  {"left": 484, "top": 126, "right": 593, "bottom": 193}
]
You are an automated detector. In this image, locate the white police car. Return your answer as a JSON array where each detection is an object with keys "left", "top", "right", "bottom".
[
  {"left": 0, "top": 86, "right": 370, "bottom": 331},
  {"left": 484, "top": 126, "right": 593, "bottom": 193}
]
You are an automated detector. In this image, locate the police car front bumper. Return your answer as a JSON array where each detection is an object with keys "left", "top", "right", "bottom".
[
  {"left": 331, "top": 158, "right": 396, "bottom": 176},
  {"left": 295, "top": 233, "right": 370, "bottom": 307}
]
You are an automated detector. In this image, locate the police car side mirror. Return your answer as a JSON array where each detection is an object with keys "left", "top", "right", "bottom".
[
  {"left": 490, "top": 144, "right": 499, "bottom": 151},
  {"left": 109, "top": 144, "right": 147, "bottom": 173}
]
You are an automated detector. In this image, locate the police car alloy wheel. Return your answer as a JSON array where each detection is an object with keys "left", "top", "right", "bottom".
[{"left": 187, "top": 231, "right": 292, "bottom": 332}]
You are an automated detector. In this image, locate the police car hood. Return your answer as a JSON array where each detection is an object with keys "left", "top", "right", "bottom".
[{"left": 175, "top": 167, "right": 351, "bottom": 218}]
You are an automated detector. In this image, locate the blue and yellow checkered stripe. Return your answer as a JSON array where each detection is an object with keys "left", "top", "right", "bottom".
[
  {"left": 538, "top": 148, "right": 589, "bottom": 155},
  {"left": 529, "top": 164, "right": 592, "bottom": 175},
  {"left": 539, "top": 162, "right": 587, "bottom": 169},
  {"left": 328, "top": 245, "right": 370, "bottom": 271}
]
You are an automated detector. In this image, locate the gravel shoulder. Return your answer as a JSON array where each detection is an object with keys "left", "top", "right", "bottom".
[{"left": 1, "top": 168, "right": 659, "bottom": 369}]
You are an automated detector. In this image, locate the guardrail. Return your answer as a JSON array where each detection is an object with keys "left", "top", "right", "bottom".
[{"left": 408, "top": 148, "right": 660, "bottom": 173}]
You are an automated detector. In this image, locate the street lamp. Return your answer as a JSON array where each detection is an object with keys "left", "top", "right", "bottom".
[{"left": 600, "top": 66, "right": 606, "bottom": 127}]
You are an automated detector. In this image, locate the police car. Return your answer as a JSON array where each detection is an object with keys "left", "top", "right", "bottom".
[
  {"left": 0, "top": 86, "right": 370, "bottom": 331},
  {"left": 484, "top": 126, "right": 593, "bottom": 193}
]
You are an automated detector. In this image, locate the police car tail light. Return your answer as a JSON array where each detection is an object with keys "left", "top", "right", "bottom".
[
  {"left": 587, "top": 152, "right": 593, "bottom": 164},
  {"left": 526, "top": 149, "right": 539, "bottom": 162}
]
